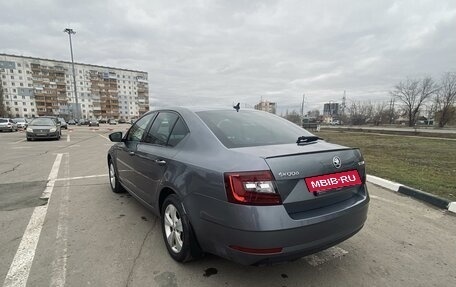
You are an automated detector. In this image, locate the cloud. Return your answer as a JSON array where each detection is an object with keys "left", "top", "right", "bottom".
[{"left": 1, "top": 0, "right": 455, "bottom": 114}]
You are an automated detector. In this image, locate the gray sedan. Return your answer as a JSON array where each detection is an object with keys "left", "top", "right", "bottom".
[
  {"left": 107, "top": 107, "right": 369, "bottom": 265},
  {"left": 26, "top": 117, "right": 61, "bottom": 141}
]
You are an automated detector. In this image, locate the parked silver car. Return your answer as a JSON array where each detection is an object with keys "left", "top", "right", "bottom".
[
  {"left": 107, "top": 108, "right": 369, "bottom": 265},
  {"left": 0, "top": 118, "right": 18, "bottom": 132},
  {"left": 12, "top": 118, "right": 28, "bottom": 129}
]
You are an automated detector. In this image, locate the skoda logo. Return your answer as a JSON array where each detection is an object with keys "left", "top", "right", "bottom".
[{"left": 332, "top": 156, "right": 342, "bottom": 169}]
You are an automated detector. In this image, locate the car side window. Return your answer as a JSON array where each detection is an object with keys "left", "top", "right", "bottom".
[
  {"left": 144, "top": 112, "right": 178, "bottom": 146},
  {"left": 126, "top": 113, "right": 156, "bottom": 142},
  {"left": 168, "top": 118, "right": 189, "bottom": 147}
]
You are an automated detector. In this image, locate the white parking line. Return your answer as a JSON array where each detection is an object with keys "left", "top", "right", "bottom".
[
  {"left": 13, "top": 139, "right": 26, "bottom": 144},
  {"left": 51, "top": 154, "right": 70, "bottom": 287},
  {"left": 55, "top": 174, "right": 108, "bottom": 181},
  {"left": 3, "top": 154, "right": 63, "bottom": 287},
  {"left": 66, "top": 134, "right": 70, "bottom": 142},
  {"left": 99, "top": 134, "right": 110, "bottom": 141},
  {"left": 11, "top": 147, "right": 32, "bottom": 149}
]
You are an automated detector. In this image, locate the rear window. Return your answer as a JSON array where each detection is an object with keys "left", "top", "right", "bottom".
[
  {"left": 196, "top": 110, "right": 313, "bottom": 148},
  {"left": 0, "top": 119, "right": 7, "bottom": 123}
]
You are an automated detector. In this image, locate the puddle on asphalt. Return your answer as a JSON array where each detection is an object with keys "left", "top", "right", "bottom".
[{"left": 203, "top": 267, "right": 218, "bottom": 277}]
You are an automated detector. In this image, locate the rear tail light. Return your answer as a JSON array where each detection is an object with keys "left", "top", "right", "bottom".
[{"left": 224, "top": 171, "right": 282, "bottom": 205}]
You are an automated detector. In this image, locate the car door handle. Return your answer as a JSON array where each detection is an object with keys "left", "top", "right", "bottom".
[
  {"left": 154, "top": 159, "right": 167, "bottom": 166},
  {"left": 129, "top": 151, "right": 135, "bottom": 156}
]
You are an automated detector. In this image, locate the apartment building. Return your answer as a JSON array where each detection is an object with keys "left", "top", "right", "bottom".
[
  {"left": 254, "top": 99, "right": 276, "bottom": 114},
  {"left": 0, "top": 53, "right": 149, "bottom": 120}
]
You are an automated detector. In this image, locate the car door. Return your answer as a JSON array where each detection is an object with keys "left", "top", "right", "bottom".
[
  {"left": 115, "top": 112, "right": 156, "bottom": 197},
  {"left": 134, "top": 112, "right": 189, "bottom": 208}
]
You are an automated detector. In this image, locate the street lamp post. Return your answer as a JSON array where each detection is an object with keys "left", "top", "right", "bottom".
[{"left": 63, "top": 28, "right": 79, "bottom": 120}]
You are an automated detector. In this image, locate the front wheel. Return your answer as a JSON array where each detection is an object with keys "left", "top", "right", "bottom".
[
  {"left": 161, "top": 194, "right": 202, "bottom": 262},
  {"left": 108, "top": 159, "right": 125, "bottom": 193}
]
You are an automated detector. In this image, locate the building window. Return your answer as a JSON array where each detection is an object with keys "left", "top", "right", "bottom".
[
  {"left": 24, "top": 108, "right": 27, "bottom": 112},
  {"left": 11, "top": 75, "right": 14, "bottom": 79}
]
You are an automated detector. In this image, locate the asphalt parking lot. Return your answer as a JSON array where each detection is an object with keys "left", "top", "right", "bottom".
[{"left": 1, "top": 125, "right": 455, "bottom": 287}]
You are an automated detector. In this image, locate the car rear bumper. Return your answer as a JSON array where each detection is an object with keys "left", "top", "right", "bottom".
[{"left": 185, "top": 185, "right": 369, "bottom": 265}]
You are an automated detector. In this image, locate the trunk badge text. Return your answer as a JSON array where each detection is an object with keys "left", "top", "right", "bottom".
[
  {"left": 333, "top": 156, "right": 342, "bottom": 169},
  {"left": 278, "top": 171, "right": 300, "bottom": 177}
]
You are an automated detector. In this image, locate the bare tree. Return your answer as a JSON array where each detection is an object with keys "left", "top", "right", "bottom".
[
  {"left": 390, "top": 77, "right": 439, "bottom": 127},
  {"left": 0, "top": 80, "right": 6, "bottom": 117},
  {"left": 372, "top": 102, "right": 389, "bottom": 126},
  {"left": 435, "top": 72, "right": 456, "bottom": 127},
  {"left": 285, "top": 109, "right": 302, "bottom": 125},
  {"left": 347, "top": 101, "right": 373, "bottom": 125}
]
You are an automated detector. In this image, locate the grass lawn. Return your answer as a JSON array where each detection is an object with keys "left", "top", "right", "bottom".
[{"left": 315, "top": 130, "right": 456, "bottom": 201}]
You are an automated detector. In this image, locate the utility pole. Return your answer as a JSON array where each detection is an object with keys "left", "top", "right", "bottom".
[
  {"left": 389, "top": 98, "right": 395, "bottom": 124},
  {"left": 301, "top": 93, "right": 305, "bottom": 118},
  {"left": 64, "top": 28, "right": 80, "bottom": 120},
  {"left": 341, "top": 90, "right": 346, "bottom": 115}
]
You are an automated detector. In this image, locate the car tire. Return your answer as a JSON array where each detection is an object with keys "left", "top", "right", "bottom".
[
  {"left": 161, "top": 194, "right": 203, "bottom": 263},
  {"left": 108, "top": 159, "right": 125, "bottom": 193},
  {"left": 26, "top": 137, "right": 31, "bottom": 141}
]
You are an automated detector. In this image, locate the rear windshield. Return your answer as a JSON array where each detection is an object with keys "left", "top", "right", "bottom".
[
  {"left": 196, "top": 110, "right": 313, "bottom": 148},
  {"left": 0, "top": 119, "right": 7, "bottom": 123}
]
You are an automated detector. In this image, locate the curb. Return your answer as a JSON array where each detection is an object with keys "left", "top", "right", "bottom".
[{"left": 366, "top": 175, "right": 455, "bottom": 214}]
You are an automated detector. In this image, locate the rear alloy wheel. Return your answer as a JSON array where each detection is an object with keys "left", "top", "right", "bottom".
[
  {"left": 108, "top": 160, "right": 125, "bottom": 193},
  {"left": 161, "top": 194, "right": 202, "bottom": 262}
]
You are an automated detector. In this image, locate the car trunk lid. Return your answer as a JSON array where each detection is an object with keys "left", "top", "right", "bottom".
[{"left": 233, "top": 141, "right": 367, "bottom": 215}]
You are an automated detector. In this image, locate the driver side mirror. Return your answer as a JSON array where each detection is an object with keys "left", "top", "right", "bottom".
[{"left": 109, "top": 131, "right": 123, "bottom": 142}]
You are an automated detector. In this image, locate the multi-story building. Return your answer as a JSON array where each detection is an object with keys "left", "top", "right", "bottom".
[
  {"left": 0, "top": 53, "right": 149, "bottom": 120},
  {"left": 323, "top": 102, "right": 339, "bottom": 116},
  {"left": 254, "top": 99, "right": 276, "bottom": 114}
]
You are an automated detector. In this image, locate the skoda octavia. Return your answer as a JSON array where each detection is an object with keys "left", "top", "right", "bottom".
[{"left": 107, "top": 107, "right": 369, "bottom": 265}]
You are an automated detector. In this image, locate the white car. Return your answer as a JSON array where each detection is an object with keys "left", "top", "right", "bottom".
[
  {"left": 12, "top": 118, "right": 28, "bottom": 128},
  {"left": 0, "top": 118, "right": 18, "bottom": 132}
]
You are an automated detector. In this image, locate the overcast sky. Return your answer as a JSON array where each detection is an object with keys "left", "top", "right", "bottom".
[{"left": 1, "top": 0, "right": 455, "bottom": 114}]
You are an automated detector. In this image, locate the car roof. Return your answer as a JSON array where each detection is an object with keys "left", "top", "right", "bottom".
[{"left": 148, "top": 106, "right": 257, "bottom": 114}]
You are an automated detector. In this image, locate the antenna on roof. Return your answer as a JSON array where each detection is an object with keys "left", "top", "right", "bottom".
[{"left": 233, "top": 102, "right": 240, "bottom": 112}]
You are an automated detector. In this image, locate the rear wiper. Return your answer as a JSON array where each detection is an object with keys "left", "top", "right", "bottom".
[{"left": 296, "top": 136, "right": 322, "bottom": 145}]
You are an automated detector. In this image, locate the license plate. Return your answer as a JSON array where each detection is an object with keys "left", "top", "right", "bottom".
[
  {"left": 36, "top": 133, "right": 46, "bottom": 136},
  {"left": 305, "top": 170, "right": 362, "bottom": 193}
]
